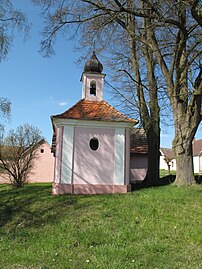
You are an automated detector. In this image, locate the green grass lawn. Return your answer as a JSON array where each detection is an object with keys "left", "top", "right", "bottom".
[
  {"left": 0, "top": 183, "right": 201, "bottom": 269},
  {"left": 160, "top": 169, "right": 176, "bottom": 178}
]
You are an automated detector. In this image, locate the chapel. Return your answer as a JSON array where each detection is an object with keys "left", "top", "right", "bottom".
[{"left": 51, "top": 52, "right": 138, "bottom": 194}]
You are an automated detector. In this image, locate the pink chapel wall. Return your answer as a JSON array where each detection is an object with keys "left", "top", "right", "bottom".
[
  {"left": 130, "top": 154, "right": 148, "bottom": 182},
  {"left": 73, "top": 127, "right": 115, "bottom": 185}
]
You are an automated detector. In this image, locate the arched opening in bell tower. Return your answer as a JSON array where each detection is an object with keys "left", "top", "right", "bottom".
[{"left": 90, "top": 80, "right": 96, "bottom": 96}]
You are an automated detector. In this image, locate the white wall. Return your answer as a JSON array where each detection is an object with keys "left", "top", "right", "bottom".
[
  {"left": 61, "top": 126, "right": 74, "bottom": 184},
  {"left": 160, "top": 155, "right": 169, "bottom": 170},
  {"left": 160, "top": 156, "right": 176, "bottom": 171},
  {"left": 191, "top": 155, "right": 202, "bottom": 174},
  {"left": 114, "top": 128, "right": 125, "bottom": 185}
]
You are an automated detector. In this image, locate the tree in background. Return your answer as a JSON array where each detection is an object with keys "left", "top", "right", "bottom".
[
  {"left": 0, "top": 97, "right": 11, "bottom": 130},
  {"left": 0, "top": 0, "right": 29, "bottom": 130},
  {"left": 0, "top": 0, "right": 29, "bottom": 61},
  {"left": 0, "top": 124, "right": 42, "bottom": 187},
  {"left": 33, "top": 0, "right": 201, "bottom": 185}
]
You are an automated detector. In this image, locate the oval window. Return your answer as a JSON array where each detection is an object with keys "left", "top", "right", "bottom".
[{"left": 89, "top": 138, "right": 99, "bottom": 151}]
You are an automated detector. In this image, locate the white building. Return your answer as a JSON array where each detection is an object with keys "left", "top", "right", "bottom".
[
  {"left": 193, "top": 139, "right": 202, "bottom": 174},
  {"left": 160, "top": 148, "right": 176, "bottom": 172},
  {"left": 160, "top": 139, "right": 202, "bottom": 174}
]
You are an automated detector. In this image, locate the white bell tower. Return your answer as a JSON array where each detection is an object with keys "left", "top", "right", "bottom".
[{"left": 81, "top": 52, "right": 105, "bottom": 101}]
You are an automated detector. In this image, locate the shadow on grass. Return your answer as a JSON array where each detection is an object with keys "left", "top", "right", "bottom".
[
  {"left": 1, "top": 176, "right": 201, "bottom": 228},
  {"left": 131, "top": 175, "right": 176, "bottom": 191},
  {"left": 132, "top": 174, "right": 202, "bottom": 191},
  {"left": 0, "top": 184, "right": 79, "bottom": 229},
  {"left": 195, "top": 175, "right": 202, "bottom": 184}
]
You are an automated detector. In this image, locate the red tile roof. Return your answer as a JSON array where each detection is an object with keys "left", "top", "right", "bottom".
[{"left": 52, "top": 99, "right": 137, "bottom": 123}]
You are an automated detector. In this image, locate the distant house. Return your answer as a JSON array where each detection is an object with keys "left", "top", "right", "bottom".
[
  {"left": 130, "top": 128, "right": 148, "bottom": 182},
  {"left": 160, "top": 139, "right": 202, "bottom": 174},
  {"left": 27, "top": 140, "right": 54, "bottom": 183},
  {"left": 0, "top": 140, "right": 54, "bottom": 184},
  {"left": 193, "top": 139, "right": 202, "bottom": 174},
  {"left": 160, "top": 147, "right": 176, "bottom": 172}
]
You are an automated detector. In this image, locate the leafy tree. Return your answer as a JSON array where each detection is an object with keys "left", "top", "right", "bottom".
[
  {"left": 0, "top": 124, "right": 43, "bottom": 187},
  {"left": 33, "top": 0, "right": 202, "bottom": 185}
]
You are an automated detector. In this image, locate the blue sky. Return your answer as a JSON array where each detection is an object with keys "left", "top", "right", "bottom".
[
  {"left": 1, "top": 0, "right": 82, "bottom": 144},
  {"left": 0, "top": 0, "right": 201, "bottom": 147}
]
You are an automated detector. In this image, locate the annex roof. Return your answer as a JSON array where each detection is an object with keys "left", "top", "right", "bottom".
[
  {"left": 52, "top": 99, "right": 137, "bottom": 123},
  {"left": 130, "top": 128, "right": 148, "bottom": 154}
]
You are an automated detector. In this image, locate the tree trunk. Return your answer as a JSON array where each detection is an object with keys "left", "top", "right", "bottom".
[
  {"left": 172, "top": 128, "right": 195, "bottom": 186},
  {"left": 168, "top": 164, "right": 171, "bottom": 175},
  {"left": 144, "top": 126, "right": 160, "bottom": 186},
  {"left": 13, "top": 178, "right": 24, "bottom": 188}
]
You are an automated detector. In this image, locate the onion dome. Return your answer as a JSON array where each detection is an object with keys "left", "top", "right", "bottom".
[{"left": 84, "top": 51, "right": 103, "bottom": 73}]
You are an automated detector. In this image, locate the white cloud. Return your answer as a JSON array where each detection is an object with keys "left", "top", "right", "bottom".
[{"left": 58, "top": 102, "right": 68, "bottom": 106}]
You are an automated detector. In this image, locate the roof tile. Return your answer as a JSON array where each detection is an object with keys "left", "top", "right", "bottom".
[
  {"left": 130, "top": 128, "right": 148, "bottom": 154},
  {"left": 52, "top": 99, "right": 137, "bottom": 123}
]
